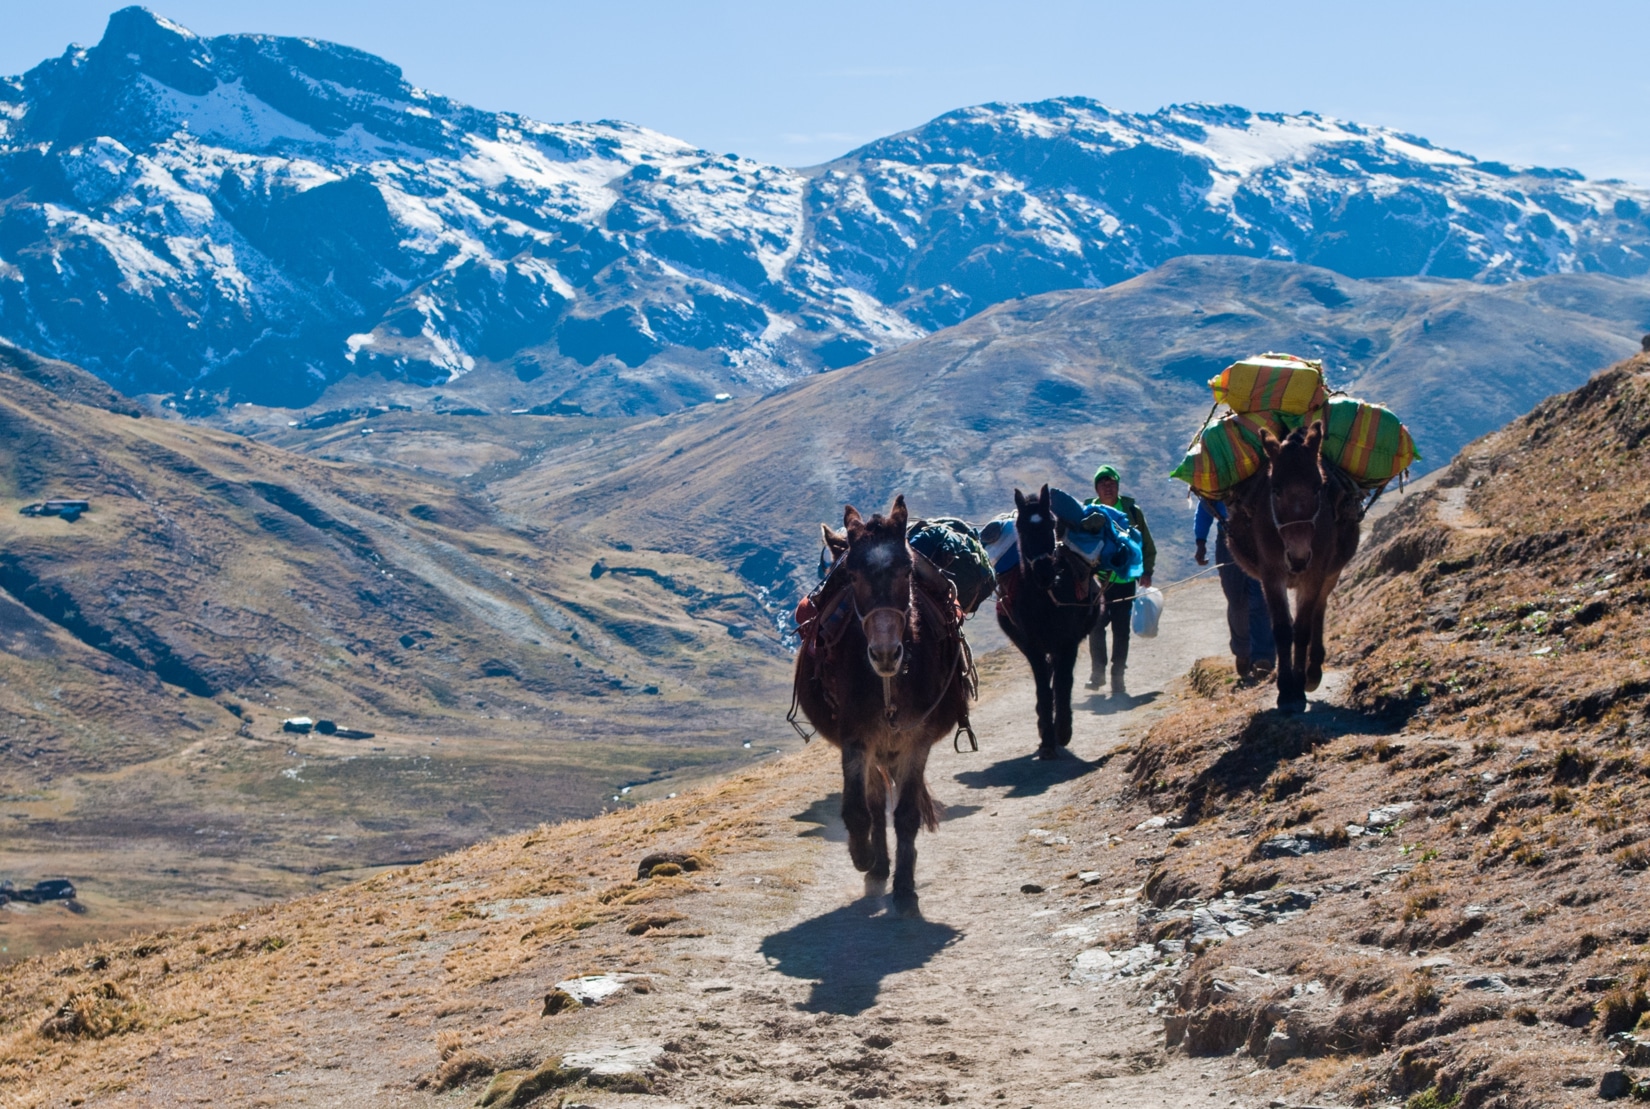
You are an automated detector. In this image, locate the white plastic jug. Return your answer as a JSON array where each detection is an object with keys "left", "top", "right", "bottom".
[{"left": 1131, "top": 586, "right": 1164, "bottom": 639}]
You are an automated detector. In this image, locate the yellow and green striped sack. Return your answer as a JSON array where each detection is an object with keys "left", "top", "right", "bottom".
[
  {"left": 1314, "top": 397, "right": 1420, "bottom": 486},
  {"left": 1169, "top": 411, "right": 1285, "bottom": 496},
  {"left": 1208, "top": 353, "right": 1327, "bottom": 415}
]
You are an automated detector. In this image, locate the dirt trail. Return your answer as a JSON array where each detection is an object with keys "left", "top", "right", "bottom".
[{"left": 516, "top": 577, "right": 1255, "bottom": 1108}]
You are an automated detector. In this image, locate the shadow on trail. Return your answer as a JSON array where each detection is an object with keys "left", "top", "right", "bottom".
[
  {"left": 793, "top": 796, "right": 984, "bottom": 840},
  {"left": 760, "top": 897, "right": 961, "bottom": 1015},
  {"left": 791, "top": 795, "right": 846, "bottom": 842},
  {"left": 1081, "top": 690, "right": 1161, "bottom": 715},
  {"left": 953, "top": 750, "right": 1098, "bottom": 797}
]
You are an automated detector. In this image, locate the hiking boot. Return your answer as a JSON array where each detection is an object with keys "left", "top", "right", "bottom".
[
  {"left": 1234, "top": 654, "right": 1253, "bottom": 680},
  {"left": 1110, "top": 666, "right": 1127, "bottom": 699},
  {"left": 1085, "top": 672, "right": 1104, "bottom": 690},
  {"left": 1251, "top": 657, "right": 1276, "bottom": 678}
]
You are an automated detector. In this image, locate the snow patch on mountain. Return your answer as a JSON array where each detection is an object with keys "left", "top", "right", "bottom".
[{"left": 148, "top": 76, "right": 330, "bottom": 149}]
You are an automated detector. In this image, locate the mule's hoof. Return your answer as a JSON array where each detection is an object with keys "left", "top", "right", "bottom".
[
  {"left": 847, "top": 841, "right": 872, "bottom": 872},
  {"left": 1056, "top": 732, "right": 1073, "bottom": 748},
  {"left": 1276, "top": 696, "right": 1308, "bottom": 715},
  {"left": 863, "top": 875, "right": 888, "bottom": 899},
  {"left": 891, "top": 891, "right": 922, "bottom": 919},
  {"left": 1305, "top": 668, "right": 1323, "bottom": 693},
  {"left": 1035, "top": 744, "right": 1061, "bottom": 760}
]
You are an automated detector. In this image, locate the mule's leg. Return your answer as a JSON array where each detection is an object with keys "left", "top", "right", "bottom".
[
  {"left": 840, "top": 745, "right": 877, "bottom": 875},
  {"left": 864, "top": 761, "right": 891, "bottom": 888},
  {"left": 1029, "top": 652, "right": 1058, "bottom": 757},
  {"left": 1290, "top": 591, "right": 1315, "bottom": 699},
  {"left": 1261, "top": 577, "right": 1305, "bottom": 713},
  {"left": 889, "top": 746, "right": 936, "bottom": 917},
  {"left": 1302, "top": 572, "right": 1339, "bottom": 692},
  {"left": 1052, "top": 639, "right": 1080, "bottom": 747}
]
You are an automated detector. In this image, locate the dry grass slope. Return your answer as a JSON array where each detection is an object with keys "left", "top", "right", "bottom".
[
  {"left": 0, "top": 753, "right": 817, "bottom": 1105},
  {"left": 1109, "top": 353, "right": 1650, "bottom": 1107},
  {"left": 490, "top": 256, "right": 1650, "bottom": 601}
]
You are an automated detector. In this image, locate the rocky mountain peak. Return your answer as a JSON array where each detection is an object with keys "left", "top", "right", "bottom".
[
  {"left": 15, "top": 6, "right": 465, "bottom": 156},
  {"left": 1, "top": 15, "right": 1647, "bottom": 413}
]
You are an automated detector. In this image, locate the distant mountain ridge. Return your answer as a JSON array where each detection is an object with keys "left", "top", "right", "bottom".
[
  {"left": 2, "top": 7, "right": 1648, "bottom": 412},
  {"left": 496, "top": 257, "right": 1650, "bottom": 605}
]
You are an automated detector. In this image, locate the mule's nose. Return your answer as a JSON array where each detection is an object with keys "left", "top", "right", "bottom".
[
  {"left": 1287, "top": 553, "right": 1312, "bottom": 574},
  {"left": 867, "top": 643, "right": 904, "bottom": 677}
]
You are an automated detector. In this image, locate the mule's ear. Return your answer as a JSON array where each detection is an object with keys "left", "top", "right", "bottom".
[
  {"left": 844, "top": 504, "right": 867, "bottom": 543},
  {"left": 1259, "top": 427, "right": 1283, "bottom": 463},
  {"left": 822, "top": 524, "right": 849, "bottom": 558},
  {"left": 889, "top": 494, "right": 908, "bottom": 531},
  {"left": 1014, "top": 488, "right": 1027, "bottom": 509},
  {"left": 1038, "top": 483, "right": 1051, "bottom": 506},
  {"left": 1305, "top": 419, "right": 1325, "bottom": 451}
]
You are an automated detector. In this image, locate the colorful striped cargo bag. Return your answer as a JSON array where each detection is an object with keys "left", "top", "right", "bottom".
[
  {"left": 1168, "top": 411, "right": 1286, "bottom": 497},
  {"left": 1172, "top": 350, "right": 1420, "bottom": 497},
  {"left": 1317, "top": 397, "right": 1420, "bottom": 488},
  {"left": 1208, "top": 353, "right": 1327, "bottom": 415}
]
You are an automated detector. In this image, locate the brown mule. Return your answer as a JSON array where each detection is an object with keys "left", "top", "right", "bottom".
[
  {"left": 1224, "top": 421, "right": 1362, "bottom": 713},
  {"left": 791, "top": 495, "right": 974, "bottom": 916}
]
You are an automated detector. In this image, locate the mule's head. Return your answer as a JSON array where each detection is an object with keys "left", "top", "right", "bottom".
[
  {"left": 1260, "top": 421, "right": 1327, "bottom": 574},
  {"left": 1011, "top": 484, "right": 1057, "bottom": 561},
  {"left": 841, "top": 495, "right": 912, "bottom": 678}
]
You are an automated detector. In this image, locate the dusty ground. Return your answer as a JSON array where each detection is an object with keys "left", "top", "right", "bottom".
[{"left": 0, "top": 578, "right": 1280, "bottom": 1108}]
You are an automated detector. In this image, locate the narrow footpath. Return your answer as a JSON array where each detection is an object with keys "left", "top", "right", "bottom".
[{"left": 502, "top": 576, "right": 1254, "bottom": 1108}]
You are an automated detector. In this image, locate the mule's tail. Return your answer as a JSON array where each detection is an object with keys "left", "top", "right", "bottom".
[
  {"left": 873, "top": 762, "right": 943, "bottom": 833},
  {"left": 915, "top": 780, "right": 943, "bottom": 833}
]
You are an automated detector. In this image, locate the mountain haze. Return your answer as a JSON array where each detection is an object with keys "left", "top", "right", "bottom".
[{"left": 1, "top": 8, "right": 1648, "bottom": 413}]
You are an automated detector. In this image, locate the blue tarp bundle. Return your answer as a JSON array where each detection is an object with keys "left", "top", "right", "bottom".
[{"left": 1048, "top": 488, "right": 1143, "bottom": 581}]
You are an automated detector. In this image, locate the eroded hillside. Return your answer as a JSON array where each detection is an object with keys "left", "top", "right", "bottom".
[
  {"left": 0, "top": 345, "right": 788, "bottom": 958},
  {"left": 1110, "top": 353, "right": 1650, "bottom": 1105}
]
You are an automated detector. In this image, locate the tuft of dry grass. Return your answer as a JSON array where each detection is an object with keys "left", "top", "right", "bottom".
[
  {"left": 36, "top": 982, "right": 143, "bottom": 1042},
  {"left": 1401, "top": 889, "right": 1443, "bottom": 923}
]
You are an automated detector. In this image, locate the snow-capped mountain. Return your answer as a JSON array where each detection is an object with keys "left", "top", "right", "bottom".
[
  {"left": 811, "top": 103, "right": 1650, "bottom": 329},
  {"left": 1, "top": 7, "right": 1647, "bottom": 412}
]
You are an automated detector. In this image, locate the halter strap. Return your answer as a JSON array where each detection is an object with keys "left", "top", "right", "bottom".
[{"left": 1269, "top": 476, "right": 1327, "bottom": 535}]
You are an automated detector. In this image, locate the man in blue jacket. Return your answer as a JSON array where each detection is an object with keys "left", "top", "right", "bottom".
[{"left": 1194, "top": 498, "right": 1275, "bottom": 679}]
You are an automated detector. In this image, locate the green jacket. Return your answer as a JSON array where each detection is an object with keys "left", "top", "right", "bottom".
[{"left": 1086, "top": 493, "right": 1155, "bottom": 583}]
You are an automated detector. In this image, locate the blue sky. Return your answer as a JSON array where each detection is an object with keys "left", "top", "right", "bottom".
[{"left": 3, "top": 1, "right": 1647, "bottom": 184}]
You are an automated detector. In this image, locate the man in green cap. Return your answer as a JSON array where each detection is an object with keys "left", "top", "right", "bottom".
[{"left": 1086, "top": 465, "right": 1155, "bottom": 696}]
